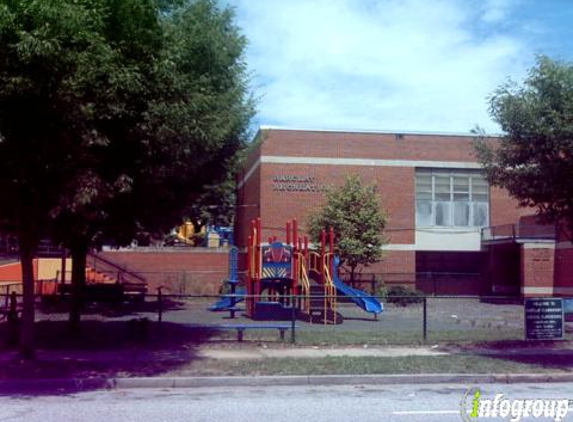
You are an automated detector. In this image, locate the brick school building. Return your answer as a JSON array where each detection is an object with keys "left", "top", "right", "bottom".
[{"left": 236, "top": 127, "right": 572, "bottom": 297}]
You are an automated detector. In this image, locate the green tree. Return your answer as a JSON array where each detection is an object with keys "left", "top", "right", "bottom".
[
  {"left": 0, "top": 0, "right": 253, "bottom": 355},
  {"left": 0, "top": 0, "right": 125, "bottom": 356},
  {"left": 185, "top": 173, "right": 237, "bottom": 232},
  {"left": 474, "top": 56, "right": 573, "bottom": 235},
  {"left": 307, "top": 175, "right": 388, "bottom": 282}
]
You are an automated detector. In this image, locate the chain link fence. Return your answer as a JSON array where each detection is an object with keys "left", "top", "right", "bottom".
[{"left": 2, "top": 290, "right": 570, "bottom": 349}]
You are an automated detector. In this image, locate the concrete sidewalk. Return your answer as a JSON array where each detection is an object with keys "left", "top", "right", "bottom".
[{"left": 196, "top": 345, "right": 449, "bottom": 359}]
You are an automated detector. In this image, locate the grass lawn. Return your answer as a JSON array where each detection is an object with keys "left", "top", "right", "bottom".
[
  {"left": 1, "top": 351, "right": 571, "bottom": 379},
  {"left": 171, "top": 354, "right": 573, "bottom": 377},
  {"left": 293, "top": 328, "right": 527, "bottom": 346}
]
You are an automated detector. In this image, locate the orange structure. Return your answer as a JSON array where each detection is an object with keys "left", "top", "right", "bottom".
[{"left": 245, "top": 218, "right": 339, "bottom": 324}]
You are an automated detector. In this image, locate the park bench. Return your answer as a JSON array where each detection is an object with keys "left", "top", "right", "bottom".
[{"left": 208, "top": 324, "right": 294, "bottom": 342}]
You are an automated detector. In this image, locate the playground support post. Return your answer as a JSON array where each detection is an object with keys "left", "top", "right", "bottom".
[
  {"left": 329, "top": 227, "right": 334, "bottom": 276},
  {"left": 246, "top": 234, "right": 252, "bottom": 316},
  {"left": 293, "top": 247, "right": 299, "bottom": 296},
  {"left": 320, "top": 230, "right": 326, "bottom": 285},
  {"left": 422, "top": 296, "right": 427, "bottom": 343},
  {"left": 293, "top": 219, "right": 298, "bottom": 250},
  {"left": 290, "top": 294, "right": 296, "bottom": 343},
  {"left": 157, "top": 287, "right": 163, "bottom": 323},
  {"left": 256, "top": 218, "right": 262, "bottom": 300}
]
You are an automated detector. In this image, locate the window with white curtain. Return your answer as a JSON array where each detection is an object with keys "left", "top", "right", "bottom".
[{"left": 415, "top": 169, "right": 489, "bottom": 228}]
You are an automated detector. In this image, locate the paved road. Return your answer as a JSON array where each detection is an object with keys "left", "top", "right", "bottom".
[{"left": 1, "top": 383, "right": 572, "bottom": 422}]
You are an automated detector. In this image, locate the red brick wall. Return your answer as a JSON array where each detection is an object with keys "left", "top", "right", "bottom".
[
  {"left": 490, "top": 187, "right": 530, "bottom": 226},
  {"left": 351, "top": 251, "right": 416, "bottom": 286},
  {"left": 236, "top": 141, "right": 262, "bottom": 248},
  {"left": 553, "top": 246, "right": 573, "bottom": 295},
  {"left": 553, "top": 221, "right": 573, "bottom": 295},
  {"left": 541, "top": 212, "right": 573, "bottom": 293},
  {"left": 238, "top": 129, "right": 523, "bottom": 247},
  {"left": 520, "top": 245, "right": 555, "bottom": 297},
  {"left": 260, "top": 129, "right": 482, "bottom": 162},
  {"left": 259, "top": 163, "right": 415, "bottom": 245},
  {"left": 416, "top": 275, "right": 482, "bottom": 295},
  {"left": 98, "top": 249, "right": 229, "bottom": 295},
  {"left": 235, "top": 165, "right": 260, "bottom": 248},
  {"left": 236, "top": 128, "right": 530, "bottom": 293}
]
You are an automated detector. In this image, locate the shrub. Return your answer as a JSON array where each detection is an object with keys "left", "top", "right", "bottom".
[
  {"left": 384, "top": 285, "right": 425, "bottom": 306},
  {"left": 376, "top": 281, "right": 388, "bottom": 299}
]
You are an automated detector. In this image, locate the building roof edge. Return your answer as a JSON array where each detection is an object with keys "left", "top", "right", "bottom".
[{"left": 258, "top": 124, "right": 503, "bottom": 138}]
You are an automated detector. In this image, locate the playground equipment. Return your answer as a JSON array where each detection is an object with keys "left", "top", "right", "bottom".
[
  {"left": 175, "top": 222, "right": 201, "bottom": 245},
  {"left": 176, "top": 221, "right": 234, "bottom": 248},
  {"left": 244, "top": 218, "right": 383, "bottom": 324},
  {"left": 208, "top": 226, "right": 233, "bottom": 248},
  {"left": 209, "top": 246, "right": 245, "bottom": 318}
]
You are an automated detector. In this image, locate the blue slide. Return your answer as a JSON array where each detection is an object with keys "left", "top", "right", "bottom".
[
  {"left": 332, "top": 257, "right": 383, "bottom": 314},
  {"left": 209, "top": 287, "right": 246, "bottom": 311}
]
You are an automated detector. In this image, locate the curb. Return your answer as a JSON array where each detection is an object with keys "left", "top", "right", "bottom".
[
  {"left": 112, "top": 373, "right": 573, "bottom": 388},
  {"left": 3, "top": 373, "right": 573, "bottom": 394}
]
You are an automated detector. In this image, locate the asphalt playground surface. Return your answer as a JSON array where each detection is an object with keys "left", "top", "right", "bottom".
[{"left": 29, "top": 296, "right": 527, "bottom": 334}]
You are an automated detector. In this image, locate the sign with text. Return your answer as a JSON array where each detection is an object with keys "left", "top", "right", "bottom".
[
  {"left": 525, "top": 298, "right": 564, "bottom": 340},
  {"left": 271, "top": 175, "right": 329, "bottom": 193}
]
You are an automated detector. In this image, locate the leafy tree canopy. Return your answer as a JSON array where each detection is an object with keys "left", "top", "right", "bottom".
[
  {"left": 0, "top": 0, "right": 253, "bottom": 249},
  {"left": 0, "top": 0, "right": 254, "bottom": 351},
  {"left": 307, "top": 175, "right": 388, "bottom": 279},
  {"left": 474, "top": 56, "right": 573, "bottom": 233}
]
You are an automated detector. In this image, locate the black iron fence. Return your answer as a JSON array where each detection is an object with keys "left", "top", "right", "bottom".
[
  {"left": 2, "top": 291, "right": 569, "bottom": 348},
  {"left": 481, "top": 223, "right": 556, "bottom": 242},
  {"left": 340, "top": 272, "right": 485, "bottom": 296}
]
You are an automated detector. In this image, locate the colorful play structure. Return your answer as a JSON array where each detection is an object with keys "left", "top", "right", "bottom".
[
  {"left": 210, "top": 218, "right": 383, "bottom": 324},
  {"left": 176, "top": 222, "right": 234, "bottom": 248},
  {"left": 208, "top": 246, "right": 245, "bottom": 317}
]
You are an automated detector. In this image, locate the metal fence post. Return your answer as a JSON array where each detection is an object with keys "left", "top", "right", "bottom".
[
  {"left": 157, "top": 287, "right": 163, "bottom": 324},
  {"left": 291, "top": 294, "right": 296, "bottom": 344},
  {"left": 7, "top": 291, "right": 19, "bottom": 346},
  {"left": 423, "top": 296, "right": 427, "bottom": 343}
]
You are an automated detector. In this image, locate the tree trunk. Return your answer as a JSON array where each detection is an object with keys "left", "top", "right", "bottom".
[
  {"left": 69, "top": 242, "right": 88, "bottom": 332},
  {"left": 18, "top": 236, "right": 37, "bottom": 359},
  {"left": 350, "top": 265, "right": 356, "bottom": 285}
]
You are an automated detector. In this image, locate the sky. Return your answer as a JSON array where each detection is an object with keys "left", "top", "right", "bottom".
[{"left": 225, "top": 0, "right": 573, "bottom": 134}]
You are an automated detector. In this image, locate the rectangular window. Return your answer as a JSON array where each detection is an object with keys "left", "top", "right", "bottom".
[
  {"left": 435, "top": 202, "right": 451, "bottom": 226},
  {"left": 415, "top": 171, "right": 432, "bottom": 200},
  {"left": 471, "top": 176, "right": 488, "bottom": 202},
  {"left": 473, "top": 202, "right": 488, "bottom": 227},
  {"left": 453, "top": 202, "right": 470, "bottom": 226},
  {"left": 434, "top": 176, "right": 451, "bottom": 201},
  {"left": 416, "top": 200, "right": 433, "bottom": 226},
  {"left": 415, "top": 169, "right": 489, "bottom": 228}
]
